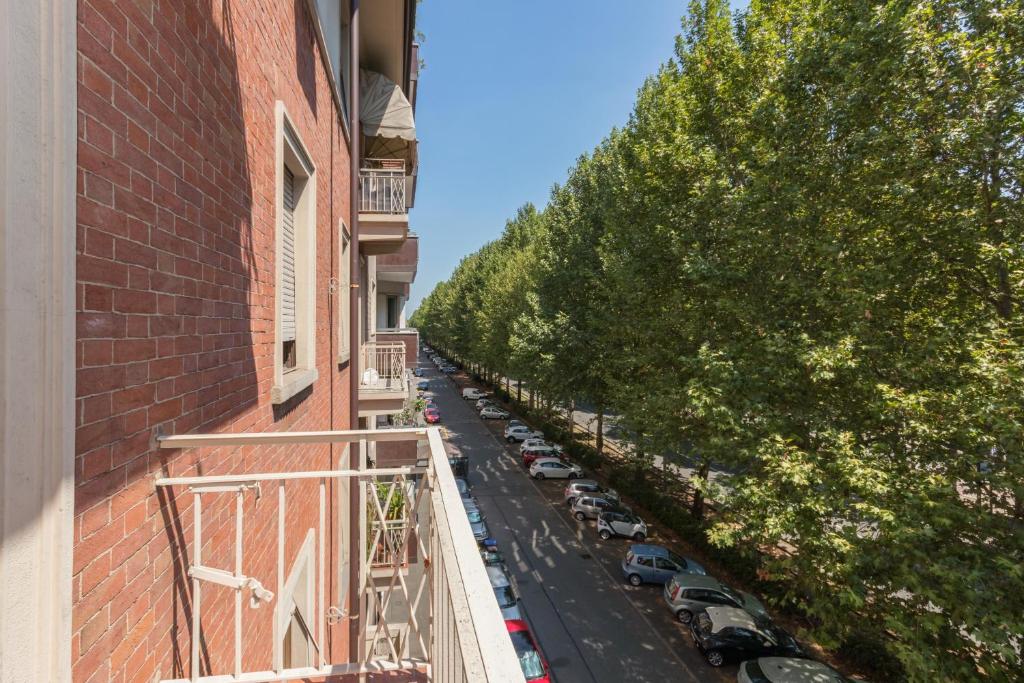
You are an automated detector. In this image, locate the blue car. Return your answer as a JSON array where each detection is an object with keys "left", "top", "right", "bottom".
[
  {"left": 620, "top": 544, "right": 706, "bottom": 586},
  {"left": 416, "top": 380, "right": 429, "bottom": 391},
  {"left": 413, "top": 368, "right": 425, "bottom": 377}
]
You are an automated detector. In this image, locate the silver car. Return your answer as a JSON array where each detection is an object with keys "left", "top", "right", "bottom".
[
  {"left": 462, "top": 502, "right": 489, "bottom": 542},
  {"left": 663, "top": 573, "right": 768, "bottom": 625},
  {"left": 486, "top": 565, "right": 522, "bottom": 620},
  {"left": 597, "top": 510, "right": 647, "bottom": 541},
  {"left": 570, "top": 495, "right": 622, "bottom": 521},
  {"left": 563, "top": 480, "right": 619, "bottom": 506}
]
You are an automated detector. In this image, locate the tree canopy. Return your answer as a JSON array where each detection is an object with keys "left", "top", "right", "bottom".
[{"left": 411, "top": 1, "right": 1023, "bottom": 679}]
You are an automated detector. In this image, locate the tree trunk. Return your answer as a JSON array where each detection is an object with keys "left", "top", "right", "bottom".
[
  {"left": 568, "top": 400, "right": 575, "bottom": 437},
  {"left": 595, "top": 408, "right": 604, "bottom": 456},
  {"left": 516, "top": 379, "right": 522, "bottom": 404},
  {"left": 692, "top": 459, "right": 711, "bottom": 520}
]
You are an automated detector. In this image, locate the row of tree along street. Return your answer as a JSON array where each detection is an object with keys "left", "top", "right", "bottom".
[{"left": 411, "top": 1, "right": 1022, "bottom": 681}]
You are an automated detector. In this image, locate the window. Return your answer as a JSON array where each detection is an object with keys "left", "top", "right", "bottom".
[
  {"left": 272, "top": 102, "right": 318, "bottom": 404},
  {"left": 338, "top": 224, "right": 351, "bottom": 362},
  {"left": 655, "top": 557, "right": 677, "bottom": 571},
  {"left": 635, "top": 556, "right": 654, "bottom": 568}
]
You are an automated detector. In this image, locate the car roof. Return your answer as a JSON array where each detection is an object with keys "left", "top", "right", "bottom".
[
  {"left": 705, "top": 606, "right": 761, "bottom": 634},
  {"left": 629, "top": 544, "right": 671, "bottom": 557},
  {"left": 531, "top": 457, "right": 565, "bottom": 465},
  {"left": 569, "top": 479, "right": 598, "bottom": 487},
  {"left": 670, "top": 574, "right": 722, "bottom": 590},
  {"left": 756, "top": 658, "right": 846, "bottom": 682},
  {"left": 485, "top": 565, "right": 511, "bottom": 587}
]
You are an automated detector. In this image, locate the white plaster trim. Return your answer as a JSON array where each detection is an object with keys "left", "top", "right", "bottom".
[
  {"left": 273, "top": 101, "right": 318, "bottom": 404},
  {"left": 0, "top": 0, "right": 76, "bottom": 680}
]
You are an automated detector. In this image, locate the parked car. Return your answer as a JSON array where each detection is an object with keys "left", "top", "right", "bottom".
[
  {"left": 529, "top": 458, "right": 583, "bottom": 480},
  {"left": 413, "top": 368, "right": 425, "bottom": 377},
  {"left": 462, "top": 388, "right": 488, "bottom": 400},
  {"left": 449, "top": 454, "right": 468, "bottom": 478},
  {"left": 663, "top": 574, "right": 768, "bottom": 625},
  {"left": 508, "top": 419, "right": 525, "bottom": 431},
  {"left": 620, "top": 544, "right": 706, "bottom": 586},
  {"left": 424, "top": 408, "right": 441, "bottom": 424},
  {"left": 563, "top": 480, "right": 619, "bottom": 506},
  {"left": 463, "top": 502, "right": 489, "bottom": 543},
  {"left": 455, "top": 477, "right": 472, "bottom": 500},
  {"left": 689, "top": 607, "right": 803, "bottom": 667},
  {"left": 520, "top": 438, "right": 562, "bottom": 455},
  {"left": 475, "top": 398, "right": 495, "bottom": 410},
  {"left": 571, "top": 495, "right": 627, "bottom": 521},
  {"left": 480, "top": 406, "right": 510, "bottom": 420},
  {"left": 440, "top": 365, "right": 457, "bottom": 374},
  {"left": 521, "top": 445, "right": 561, "bottom": 467},
  {"left": 487, "top": 565, "right": 523, "bottom": 620},
  {"left": 597, "top": 510, "right": 647, "bottom": 541},
  {"left": 521, "top": 446, "right": 562, "bottom": 467},
  {"left": 480, "top": 538, "right": 507, "bottom": 569},
  {"left": 505, "top": 425, "right": 544, "bottom": 443},
  {"left": 738, "top": 657, "right": 851, "bottom": 683},
  {"left": 505, "top": 620, "right": 551, "bottom": 682},
  {"left": 416, "top": 380, "right": 429, "bottom": 391}
]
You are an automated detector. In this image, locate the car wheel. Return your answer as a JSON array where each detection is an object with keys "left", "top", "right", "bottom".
[
  {"left": 534, "top": 472, "right": 545, "bottom": 480},
  {"left": 506, "top": 437, "right": 514, "bottom": 443},
  {"left": 574, "top": 512, "right": 586, "bottom": 521},
  {"left": 568, "top": 472, "right": 579, "bottom": 480},
  {"left": 676, "top": 609, "right": 693, "bottom": 625},
  {"left": 633, "top": 532, "right": 646, "bottom": 542},
  {"left": 628, "top": 573, "right": 642, "bottom": 587},
  {"left": 598, "top": 530, "right": 612, "bottom": 540},
  {"left": 566, "top": 498, "right": 575, "bottom": 507},
  {"left": 705, "top": 650, "right": 725, "bottom": 667}
]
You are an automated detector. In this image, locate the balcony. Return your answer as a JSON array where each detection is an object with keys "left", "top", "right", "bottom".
[
  {"left": 154, "top": 427, "right": 526, "bottom": 683},
  {"left": 375, "top": 328, "right": 419, "bottom": 369},
  {"left": 376, "top": 234, "right": 418, "bottom": 283},
  {"left": 359, "top": 341, "right": 410, "bottom": 416},
  {"left": 359, "top": 160, "right": 409, "bottom": 255}
]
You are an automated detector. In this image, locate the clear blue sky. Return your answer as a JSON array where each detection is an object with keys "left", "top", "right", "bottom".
[{"left": 409, "top": 1, "right": 739, "bottom": 314}]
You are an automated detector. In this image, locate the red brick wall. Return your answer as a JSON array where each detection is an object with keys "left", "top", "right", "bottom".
[{"left": 74, "top": 1, "right": 354, "bottom": 680}]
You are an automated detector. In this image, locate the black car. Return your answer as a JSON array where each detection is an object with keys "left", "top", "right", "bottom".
[
  {"left": 449, "top": 454, "right": 468, "bottom": 478},
  {"left": 688, "top": 606, "right": 803, "bottom": 667}
]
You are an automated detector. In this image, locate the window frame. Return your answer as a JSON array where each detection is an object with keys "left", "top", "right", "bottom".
[
  {"left": 272, "top": 101, "right": 319, "bottom": 404},
  {"left": 338, "top": 221, "right": 351, "bottom": 363}
]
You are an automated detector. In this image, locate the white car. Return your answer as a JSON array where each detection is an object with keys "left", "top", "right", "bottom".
[
  {"left": 519, "top": 439, "right": 562, "bottom": 455},
  {"left": 462, "top": 388, "right": 487, "bottom": 400},
  {"left": 479, "top": 406, "right": 509, "bottom": 420},
  {"left": 475, "top": 398, "right": 495, "bottom": 410},
  {"left": 737, "top": 658, "right": 850, "bottom": 683},
  {"left": 504, "top": 425, "right": 543, "bottom": 443},
  {"left": 529, "top": 458, "right": 583, "bottom": 480}
]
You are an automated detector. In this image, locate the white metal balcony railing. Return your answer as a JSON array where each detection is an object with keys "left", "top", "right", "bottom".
[
  {"left": 359, "top": 159, "right": 407, "bottom": 214},
  {"left": 360, "top": 341, "right": 407, "bottom": 392},
  {"left": 153, "top": 427, "right": 525, "bottom": 683}
]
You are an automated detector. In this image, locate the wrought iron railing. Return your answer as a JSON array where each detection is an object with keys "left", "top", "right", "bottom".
[
  {"left": 360, "top": 341, "right": 407, "bottom": 392},
  {"left": 359, "top": 159, "right": 407, "bottom": 214}
]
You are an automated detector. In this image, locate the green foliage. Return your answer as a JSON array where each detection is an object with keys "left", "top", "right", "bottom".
[{"left": 413, "top": 1, "right": 1023, "bottom": 678}]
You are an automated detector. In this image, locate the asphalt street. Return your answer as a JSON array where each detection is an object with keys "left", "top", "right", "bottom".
[{"left": 418, "top": 355, "right": 733, "bottom": 683}]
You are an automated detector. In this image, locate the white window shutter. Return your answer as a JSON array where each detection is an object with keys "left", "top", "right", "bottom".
[{"left": 281, "top": 166, "right": 297, "bottom": 342}]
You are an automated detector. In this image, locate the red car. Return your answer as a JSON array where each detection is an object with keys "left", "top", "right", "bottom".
[
  {"left": 522, "top": 447, "right": 559, "bottom": 468},
  {"left": 505, "top": 619, "right": 550, "bottom": 682},
  {"left": 424, "top": 408, "right": 441, "bottom": 424}
]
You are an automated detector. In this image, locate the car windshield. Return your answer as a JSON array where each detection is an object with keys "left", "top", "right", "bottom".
[
  {"left": 466, "top": 510, "right": 482, "bottom": 523},
  {"left": 668, "top": 551, "right": 687, "bottom": 567},
  {"left": 720, "top": 584, "right": 742, "bottom": 602},
  {"left": 493, "top": 586, "right": 516, "bottom": 608},
  {"left": 509, "top": 631, "right": 545, "bottom": 680}
]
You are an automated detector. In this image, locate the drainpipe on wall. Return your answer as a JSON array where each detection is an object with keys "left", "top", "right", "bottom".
[{"left": 347, "top": 0, "right": 362, "bottom": 665}]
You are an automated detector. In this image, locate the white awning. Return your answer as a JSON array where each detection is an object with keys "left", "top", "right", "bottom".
[{"left": 361, "top": 69, "right": 417, "bottom": 170}]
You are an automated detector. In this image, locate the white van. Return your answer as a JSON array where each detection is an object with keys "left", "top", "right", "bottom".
[{"left": 462, "top": 388, "right": 487, "bottom": 400}]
